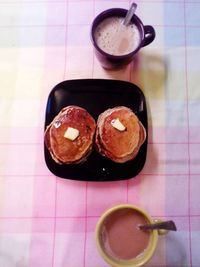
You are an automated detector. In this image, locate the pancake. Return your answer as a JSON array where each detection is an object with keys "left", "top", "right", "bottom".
[
  {"left": 95, "top": 106, "right": 146, "bottom": 163},
  {"left": 44, "top": 106, "right": 96, "bottom": 164}
]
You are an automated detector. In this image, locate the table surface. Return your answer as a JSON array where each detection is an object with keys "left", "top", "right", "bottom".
[{"left": 0, "top": 1, "right": 200, "bottom": 266}]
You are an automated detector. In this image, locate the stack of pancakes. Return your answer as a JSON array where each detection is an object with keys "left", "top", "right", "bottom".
[
  {"left": 95, "top": 106, "right": 146, "bottom": 163},
  {"left": 45, "top": 105, "right": 146, "bottom": 164},
  {"left": 44, "top": 106, "right": 96, "bottom": 164}
]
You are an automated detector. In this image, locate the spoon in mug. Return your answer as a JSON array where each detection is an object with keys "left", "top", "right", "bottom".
[
  {"left": 113, "top": 3, "right": 137, "bottom": 55},
  {"left": 123, "top": 2, "right": 137, "bottom": 26},
  {"left": 139, "top": 220, "right": 177, "bottom": 231}
]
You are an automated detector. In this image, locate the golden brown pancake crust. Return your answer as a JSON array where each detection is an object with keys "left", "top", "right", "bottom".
[
  {"left": 95, "top": 106, "right": 146, "bottom": 163},
  {"left": 45, "top": 106, "right": 96, "bottom": 164}
]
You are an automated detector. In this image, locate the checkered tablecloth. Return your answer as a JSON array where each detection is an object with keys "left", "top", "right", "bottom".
[{"left": 0, "top": 0, "right": 200, "bottom": 266}]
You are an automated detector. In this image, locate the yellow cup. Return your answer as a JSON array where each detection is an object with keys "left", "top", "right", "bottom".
[{"left": 95, "top": 204, "right": 167, "bottom": 267}]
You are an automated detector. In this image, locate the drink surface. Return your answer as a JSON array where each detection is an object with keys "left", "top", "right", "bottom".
[
  {"left": 101, "top": 208, "right": 150, "bottom": 260},
  {"left": 94, "top": 17, "right": 141, "bottom": 56}
]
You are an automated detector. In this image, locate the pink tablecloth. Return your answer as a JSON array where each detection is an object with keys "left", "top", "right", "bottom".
[{"left": 0, "top": 0, "right": 200, "bottom": 266}]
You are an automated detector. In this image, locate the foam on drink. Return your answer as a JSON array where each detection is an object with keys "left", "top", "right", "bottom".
[{"left": 94, "top": 17, "right": 141, "bottom": 56}]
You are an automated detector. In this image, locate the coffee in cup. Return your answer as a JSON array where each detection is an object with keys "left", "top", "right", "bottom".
[
  {"left": 94, "top": 17, "right": 141, "bottom": 56},
  {"left": 96, "top": 204, "right": 168, "bottom": 267},
  {"left": 91, "top": 7, "right": 155, "bottom": 69},
  {"left": 101, "top": 208, "right": 150, "bottom": 260}
]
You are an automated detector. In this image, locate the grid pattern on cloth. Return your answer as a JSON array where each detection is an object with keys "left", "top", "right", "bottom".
[{"left": 0, "top": 0, "right": 200, "bottom": 266}]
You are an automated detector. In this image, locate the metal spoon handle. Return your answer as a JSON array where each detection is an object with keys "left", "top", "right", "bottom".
[
  {"left": 123, "top": 3, "right": 137, "bottom": 26},
  {"left": 139, "top": 220, "right": 177, "bottom": 231}
]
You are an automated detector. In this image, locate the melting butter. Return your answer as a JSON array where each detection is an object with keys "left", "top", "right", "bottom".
[
  {"left": 111, "top": 118, "right": 126, "bottom": 131},
  {"left": 64, "top": 127, "right": 79, "bottom": 141}
]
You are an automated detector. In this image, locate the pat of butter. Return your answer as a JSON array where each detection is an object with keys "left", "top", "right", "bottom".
[
  {"left": 111, "top": 118, "right": 126, "bottom": 131},
  {"left": 64, "top": 127, "right": 79, "bottom": 141}
]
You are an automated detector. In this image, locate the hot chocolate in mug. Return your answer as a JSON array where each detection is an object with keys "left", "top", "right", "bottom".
[
  {"left": 95, "top": 204, "right": 168, "bottom": 267},
  {"left": 91, "top": 7, "right": 155, "bottom": 69}
]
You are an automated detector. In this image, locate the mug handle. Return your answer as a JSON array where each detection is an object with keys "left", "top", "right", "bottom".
[{"left": 142, "top": 25, "right": 156, "bottom": 47}]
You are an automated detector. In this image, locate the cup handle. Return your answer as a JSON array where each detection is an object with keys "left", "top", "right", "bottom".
[
  {"left": 153, "top": 219, "right": 169, "bottom": 236},
  {"left": 142, "top": 25, "right": 156, "bottom": 47}
]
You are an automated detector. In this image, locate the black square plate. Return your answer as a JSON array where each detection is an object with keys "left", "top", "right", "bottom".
[{"left": 44, "top": 79, "right": 147, "bottom": 181}]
